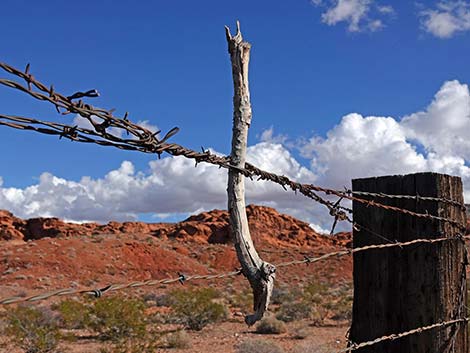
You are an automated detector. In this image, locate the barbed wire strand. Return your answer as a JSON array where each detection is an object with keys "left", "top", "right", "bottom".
[
  {"left": 0, "top": 62, "right": 466, "bottom": 231},
  {"left": 2, "top": 234, "right": 468, "bottom": 306},
  {"left": 350, "top": 190, "right": 466, "bottom": 210},
  {"left": 1, "top": 63, "right": 468, "bottom": 352},
  {"left": 338, "top": 317, "right": 469, "bottom": 353},
  {"left": 0, "top": 62, "right": 180, "bottom": 154}
]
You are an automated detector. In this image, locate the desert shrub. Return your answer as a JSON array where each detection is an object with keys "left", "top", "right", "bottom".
[
  {"left": 142, "top": 292, "right": 172, "bottom": 307},
  {"left": 168, "top": 287, "right": 227, "bottom": 331},
  {"left": 292, "top": 342, "right": 331, "bottom": 353},
  {"left": 5, "top": 305, "right": 61, "bottom": 353},
  {"left": 227, "top": 287, "right": 253, "bottom": 312},
  {"left": 310, "top": 305, "right": 330, "bottom": 326},
  {"left": 303, "top": 281, "right": 329, "bottom": 304},
  {"left": 165, "top": 330, "right": 191, "bottom": 349},
  {"left": 107, "top": 335, "right": 160, "bottom": 353},
  {"left": 54, "top": 298, "right": 89, "bottom": 329},
  {"left": 291, "top": 326, "right": 309, "bottom": 339},
  {"left": 271, "top": 285, "right": 300, "bottom": 305},
  {"left": 276, "top": 301, "right": 311, "bottom": 322},
  {"left": 328, "top": 295, "right": 353, "bottom": 321},
  {"left": 85, "top": 296, "right": 146, "bottom": 341},
  {"left": 236, "top": 339, "right": 284, "bottom": 353},
  {"left": 255, "top": 317, "right": 287, "bottom": 334},
  {"left": 301, "top": 280, "right": 354, "bottom": 325}
]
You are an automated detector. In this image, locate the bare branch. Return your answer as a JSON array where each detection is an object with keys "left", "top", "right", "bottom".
[{"left": 225, "top": 21, "right": 276, "bottom": 326}]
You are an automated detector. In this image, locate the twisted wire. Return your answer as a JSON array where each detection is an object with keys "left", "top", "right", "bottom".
[
  {"left": 2, "top": 234, "right": 468, "bottom": 306},
  {"left": 0, "top": 62, "right": 466, "bottom": 229}
]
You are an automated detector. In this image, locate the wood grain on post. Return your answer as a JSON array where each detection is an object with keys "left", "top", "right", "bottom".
[
  {"left": 349, "top": 173, "right": 467, "bottom": 353},
  {"left": 225, "top": 21, "right": 276, "bottom": 326}
]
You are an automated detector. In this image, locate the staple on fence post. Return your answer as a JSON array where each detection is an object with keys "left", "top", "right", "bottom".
[{"left": 349, "top": 173, "right": 468, "bottom": 353}]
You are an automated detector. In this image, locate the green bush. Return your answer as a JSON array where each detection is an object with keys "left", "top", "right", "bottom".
[
  {"left": 85, "top": 296, "right": 147, "bottom": 341},
  {"left": 303, "top": 281, "right": 329, "bottom": 304},
  {"left": 301, "top": 280, "right": 353, "bottom": 325},
  {"left": 168, "top": 287, "right": 227, "bottom": 331},
  {"left": 5, "top": 305, "right": 61, "bottom": 353},
  {"left": 271, "top": 286, "right": 300, "bottom": 305},
  {"left": 54, "top": 298, "right": 89, "bottom": 329},
  {"left": 276, "top": 301, "right": 311, "bottom": 322},
  {"left": 255, "top": 317, "right": 287, "bottom": 334},
  {"left": 227, "top": 287, "right": 253, "bottom": 312},
  {"left": 236, "top": 339, "right": 285, "bottom": 353}
]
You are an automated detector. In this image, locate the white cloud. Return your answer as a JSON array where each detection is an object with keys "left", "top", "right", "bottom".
[
  {"left": 401, "top": 80, "right": 470, "bottom": 157},
  {"left": 313, "top": 0, "right": 394, "bottom": 32},
  {"left": 420, "top": 1, "right": 470, "bottom": 38},
  {"left": 0, "top": 142, "right": 324, "bottom": 226},
  {"left": 136, "top": 120, "right": 159, "bottom": 135},
  {"left": 3, "top": 80, "right": 470, "bottom": 232},
  {"left": 301, "top": 113, "right": 427, "bottom": 188},
  {"left": 73, "top": 115, "right": 159, "bottom": 139},
  {"left": 310, "top": 223, "right": 330, "bottom": 234},
  {"left": 259, "top": 126, "right": 288, "bottom": 145},
  {"left": 73, "top": 115, "right": 125, "bottom": 138},
  {"left": 299, "top": 79, "right": 470, "bottom": 200},
  {"left": 377, "top": 5, "right": 394, "bottom": 14}
]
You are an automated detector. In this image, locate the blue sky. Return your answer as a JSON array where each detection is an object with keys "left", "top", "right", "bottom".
[{"left": 1, "top": 0, "right": 470, "bottom": 230}]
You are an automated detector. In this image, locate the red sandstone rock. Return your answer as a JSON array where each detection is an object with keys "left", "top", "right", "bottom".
[
  {"left": 0, "top": 210, "right": 25, "bottom": 240},
  {"left": 0, "top": 205, "right": 352, "bottom": 248}
]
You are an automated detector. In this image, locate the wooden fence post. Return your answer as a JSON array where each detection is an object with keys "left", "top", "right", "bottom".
[{"left": 349, "top": 172, "right": 468, "bottom": 353}]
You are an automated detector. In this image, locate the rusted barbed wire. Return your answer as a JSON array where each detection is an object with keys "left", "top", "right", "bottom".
[
  {"left": 0, "top": 61, "right": 466, "bottom": 230},
  {"left": 0, "top": 62, "right": 180, "bottom": 153},
  {"left": 276, "top": 234, "right": 470, "bottom": 268},
  {"left": 0, "top": 113, "right": 462, "bottom": 231},
  {"left": 2, "top": 234, "right": 468, "bottom": 306},
  {"left": 0, "top": 270, "right": 243, "bottom": 305},
  {"left": 350, "top": 190, "right": 466, "bottom": 210},
  {"left": 0, "top": 114, "right": 179, "bottom": 152},
  {"left": 338, "top": 317, "right": 469, "bottom": 353}
]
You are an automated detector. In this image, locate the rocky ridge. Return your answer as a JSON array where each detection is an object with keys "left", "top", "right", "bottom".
[{"left": 0, "top": 205, "right": 351, "bottom": 247}]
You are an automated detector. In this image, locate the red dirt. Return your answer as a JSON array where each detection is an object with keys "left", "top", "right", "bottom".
[
  {"left": 0, "top": 205, "right": 353, "bottom": 294},
  {"left": 0, "top": 205, "right": 353, "bottom": 353}
]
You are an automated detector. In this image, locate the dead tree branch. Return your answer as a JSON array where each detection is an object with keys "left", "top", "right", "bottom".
[{"left": 225, "top": 21, "right": 276, "bottom": 326}]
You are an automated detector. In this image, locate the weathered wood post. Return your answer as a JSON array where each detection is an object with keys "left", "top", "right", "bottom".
[
  {"left": 225, "top": 21, "right": 276, "bottom": 326},
  {"left": 349, "top": 173, "right": 468, "bottom": 353}
]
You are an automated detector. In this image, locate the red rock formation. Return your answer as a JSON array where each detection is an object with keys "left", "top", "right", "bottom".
[
  {"left": 0, "top": 205, "right": 352, "bottom": 248},
  {"left": 0, "top": 210, "right": 25, "bottom": 240}
]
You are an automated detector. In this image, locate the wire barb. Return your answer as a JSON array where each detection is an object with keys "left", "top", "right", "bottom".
[{"left": 2, "top": 234, "right": 468, "bottom": 306}]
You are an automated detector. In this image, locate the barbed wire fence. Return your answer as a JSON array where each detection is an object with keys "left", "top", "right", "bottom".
[{"left": 0, "top": 60, "right": 469, "bottom": 352}]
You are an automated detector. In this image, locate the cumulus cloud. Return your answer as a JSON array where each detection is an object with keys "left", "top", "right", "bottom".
[
  {"left": 0, "top": 142, "right": 324, "bottom": 226},
  {"left": 312, "top": 0, "right": 394, "bottom": 32},
  {"left": 2, "top": 80, "right": 470, "bottom": 232},
  {"left": 420, "top": 1, "right": 470, "bottom": 38},
  {"left": 300, "top": 114, "right": 427, "bottom": 188},
  {"left": 299, "top": 79, "right": 470, "bottom": 200},
  {"left": 401, "top": 80, "right": 470, "bottom": 157},
  {"left": 258, "top": 126, "right": 288, "bottom": 145}
]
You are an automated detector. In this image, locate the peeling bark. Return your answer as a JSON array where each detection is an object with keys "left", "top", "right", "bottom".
[{"left": 225, "top": 21, "right": 276, "bottom": 326}]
